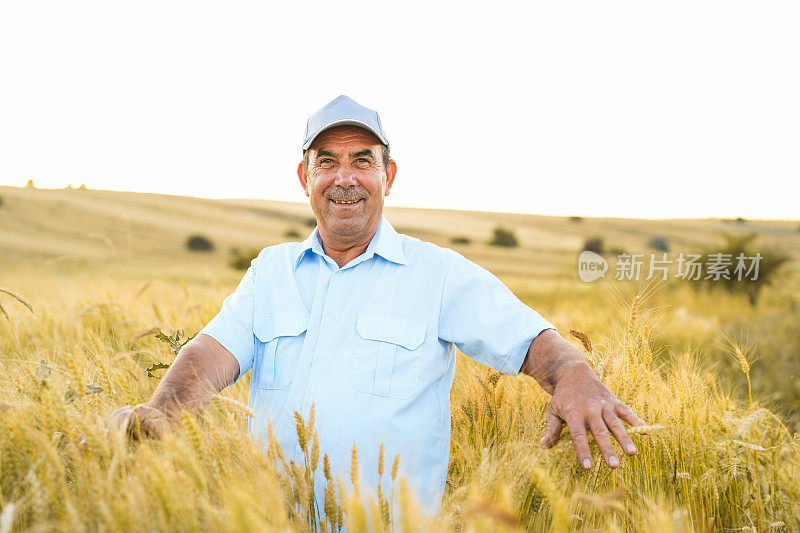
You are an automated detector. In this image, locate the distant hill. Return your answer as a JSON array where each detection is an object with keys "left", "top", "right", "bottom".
[{"left": 1, "top": 185, "right": 797, "bottom": 280}]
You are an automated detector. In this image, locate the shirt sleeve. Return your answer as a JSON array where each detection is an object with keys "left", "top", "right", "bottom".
[
  {"left": 438, "top": 252, "right": 556, "bottom": 375},
  {"left": 198, "top": 258, "right": 259, "bottom": 386}
]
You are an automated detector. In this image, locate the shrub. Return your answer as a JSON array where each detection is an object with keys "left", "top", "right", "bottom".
[
  {"left": 647, "top": 235, "right": 670, "bottom": 252},
  {"left": 228, "top": 247, "right": 261, "bottom": 270},
  {"left": 690, "top": 233, "right": 789, "bottom": 305},
  {"left": 736, "top": 217, "right": 746, "bottom": 224},
  {"left": 568, "top": 216, "right": 583, "bottom": 223},
  {"left": 450, "top": 236, "right": 471, "bottom": 245},
  {"left": 304, "top": 217, "right": 317, "bottom": 228},
  {"left": 488, "top": 227, "right": 518, "bottom": 248},
  {"left": 0, "top": 194, "right": 3, "bottom": 207},
  {"left": 284, "top": 227, "right": 302, "bottom": 240},
  {"left": 582, "top": 236, "right": 604, "bottom": 254},
  {"left": 25, "top": 179, "right": 35, "bottom": 188},
  {"left": 185, "top": 234, "right": 214, "bottom": 252}
]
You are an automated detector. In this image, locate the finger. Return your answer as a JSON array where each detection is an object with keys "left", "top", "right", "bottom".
[
  {"left": 142, "top": 416, "right": 168, "bottom": 439},
  {"left": 603, "top": 407, "right": 637, "bottom": 456},
  {"left": 615, "top": 403, "right": 645, "bottom": 428},
  {"left": 565, "top": 416, "right": 593, "bottom": 470},
  {"left": 67, "top": 433, "right": 88, "bottom": 455},
  {"left": 108, "top": 407, "right": 136, "bottom": 435},
  {"left": 539, "top": 410, "right": 564, "bottom": 449},
  {"left": 587, "top": 413, "right": 619, "bottom": 469}
]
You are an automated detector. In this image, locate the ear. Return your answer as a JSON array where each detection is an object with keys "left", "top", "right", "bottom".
[
  {"left": 384, "top": 160, "right": 397, "bottom": 196},
  {"left": 297, "top": 162, "right": 310, "bottom": 197}
]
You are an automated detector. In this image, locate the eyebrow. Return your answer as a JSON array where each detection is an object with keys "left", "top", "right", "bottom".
[
  {"left": 314, "top": 149, "right": 338, "bottom": 159},
  {"left": 350, "top": 149, "right": 375, "bottom": 159}
]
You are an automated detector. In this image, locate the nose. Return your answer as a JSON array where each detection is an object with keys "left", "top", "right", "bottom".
[{"left": 333, "top": 166, "right": 358, "bottom": 187}]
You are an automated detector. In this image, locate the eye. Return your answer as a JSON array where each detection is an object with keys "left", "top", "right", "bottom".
[{"left": 355, "top": 158, "right": 371, "bottom": 167}]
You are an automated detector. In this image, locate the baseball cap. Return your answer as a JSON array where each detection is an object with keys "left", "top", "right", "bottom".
[{"left": 302, "top": 95, "right": 389, "bottom": 150}]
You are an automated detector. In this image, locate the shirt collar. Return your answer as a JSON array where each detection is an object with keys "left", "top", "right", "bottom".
[{"left": 293, "top": 216, "right": 406, "bottom": 270}]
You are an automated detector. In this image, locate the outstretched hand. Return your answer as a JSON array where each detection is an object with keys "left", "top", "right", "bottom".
[{"left": 538, "top": 361, "right": 645, "bottom": 469}]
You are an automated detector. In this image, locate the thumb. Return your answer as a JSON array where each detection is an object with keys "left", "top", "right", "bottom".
[{"left": 539, "top": 410, "right": 563, "bottom": 449}]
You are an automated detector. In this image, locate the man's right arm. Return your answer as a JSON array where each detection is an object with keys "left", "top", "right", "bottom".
[
  {"left": 145, "top": 334, "right": 239, "bottom": 416},
  {"left": 109, "top": 334, "right": 239, "bottom": 438},
  {"left": 107, "top": 255, "right": 260, "bottom": 440}
]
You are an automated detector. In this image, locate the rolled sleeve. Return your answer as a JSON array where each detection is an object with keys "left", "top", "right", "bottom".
[
  {"left": 199, "top": 260, "right": 259, "bottom": 385},
  {"left": 438, "top": 252, "right": 556, "bottom": 375}
]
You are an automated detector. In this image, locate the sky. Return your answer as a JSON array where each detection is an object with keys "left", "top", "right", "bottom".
[{"left": 1, "top": 1, "right": 798, "bottom": 220}]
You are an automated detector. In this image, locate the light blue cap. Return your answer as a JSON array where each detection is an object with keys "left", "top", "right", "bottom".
[{"left": 302, "top": 95, "right": 389, "bottom": 150}]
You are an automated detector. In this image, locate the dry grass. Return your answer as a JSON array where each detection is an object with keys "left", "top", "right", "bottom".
[{"left": 1, "top": 279, "right": 798, "bottom": 532}]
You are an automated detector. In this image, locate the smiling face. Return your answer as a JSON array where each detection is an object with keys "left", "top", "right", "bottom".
[{"left": 297, "top": 125, "right": 396, "bottom": 247}]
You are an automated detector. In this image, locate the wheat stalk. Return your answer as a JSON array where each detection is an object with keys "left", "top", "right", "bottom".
[{"left": 569, "top": 329, "right": 593, "bottom": 354}]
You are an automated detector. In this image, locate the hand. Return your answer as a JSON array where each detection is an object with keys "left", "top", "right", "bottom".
[
  {"left": 538, "top": 361, "right": 645, "bottom": 469},
  {"left": 107, "top": 404, "right": 170, "bottom": 440},
  {"left": 71, "top": 404, "right": 169, "bottom": 451}
]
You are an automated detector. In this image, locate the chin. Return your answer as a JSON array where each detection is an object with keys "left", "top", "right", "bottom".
[
  {"left": 328, "top": 221, "right": 363, "bottom": 236},
  {"left": 324, "top": 215, "right": 369, "bottom": 237}
]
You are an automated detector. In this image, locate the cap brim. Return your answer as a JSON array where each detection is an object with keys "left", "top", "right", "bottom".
[{"left": 302, "top": 119, "right": 389, "bottom": 150}]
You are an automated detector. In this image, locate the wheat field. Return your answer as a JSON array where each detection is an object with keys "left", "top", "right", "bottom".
[{"left": 1, "top": 185, "right": 799, "bottom": 531}]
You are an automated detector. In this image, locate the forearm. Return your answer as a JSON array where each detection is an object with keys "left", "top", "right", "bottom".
[
  {"left": 144, "top": 340, "right": 235, "bottom": 419},
  {"left": 520, "top": 329, "right": 592, "bottom": 395}
]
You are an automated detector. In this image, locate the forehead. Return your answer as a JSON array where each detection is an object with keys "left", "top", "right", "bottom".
[{"left": 309, "top": 125, "right": 382, "bottom": 154}]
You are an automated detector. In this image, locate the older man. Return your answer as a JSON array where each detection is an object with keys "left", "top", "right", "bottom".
[{"left": 112, "top": 95, "right": 643, "bottom": 515}]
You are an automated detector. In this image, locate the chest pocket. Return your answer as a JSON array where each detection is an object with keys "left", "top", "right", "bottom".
[
  {"left": 349, "top": 312, "right": 427, "bottom": 399},
  {"left": 253, "top": 311, "right": 309, "bottom": 390}
]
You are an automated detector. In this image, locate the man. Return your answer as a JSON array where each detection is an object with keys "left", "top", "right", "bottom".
[{"left": 111, "top": 95, "right": 644, "bottom": 515}]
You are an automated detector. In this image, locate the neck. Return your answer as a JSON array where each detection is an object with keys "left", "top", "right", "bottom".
[{"left": 318, "top": 219, "right": 381, "bottom": 268}]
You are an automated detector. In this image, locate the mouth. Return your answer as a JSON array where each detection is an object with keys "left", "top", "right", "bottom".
[{"left": 330, "top": 198, "right": 363, "bottom": 205}]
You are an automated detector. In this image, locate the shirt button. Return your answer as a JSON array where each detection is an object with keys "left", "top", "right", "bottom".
[
  {"left": 326, "top": 311, "right": 334, "bottom": 318},
  {"left": 317, "top": 353, "right": 326, "bottom": 361}
]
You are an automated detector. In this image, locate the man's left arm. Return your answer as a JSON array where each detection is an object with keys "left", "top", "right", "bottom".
[{"left": 521, "top": 329, "right": 645, "bottom": 469}]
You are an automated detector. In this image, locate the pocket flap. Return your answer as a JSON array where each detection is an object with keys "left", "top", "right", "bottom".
[
  {"left": 253, "top": 311, "right": 310, "bottom": 342},
  {"left": 356, "top": 313, "right": 426, "bottom": 350}
]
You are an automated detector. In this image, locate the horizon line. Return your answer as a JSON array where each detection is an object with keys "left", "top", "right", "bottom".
[{"left": 1, "top": 183, "right": 798, "bottom": 224}]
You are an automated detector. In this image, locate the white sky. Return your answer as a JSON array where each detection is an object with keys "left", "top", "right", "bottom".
[{"left": 1, "top": 1, "right": 798, "bottom": 220}]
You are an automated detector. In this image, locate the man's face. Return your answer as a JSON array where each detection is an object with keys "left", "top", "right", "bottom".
[{"left": 297, "top": 126, "right": 396, "bottom": 242}]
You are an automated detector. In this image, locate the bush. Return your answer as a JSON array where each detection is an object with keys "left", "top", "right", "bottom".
[
  {"left": 0, "top": 194, "right": 3, "bottom": 208},
  {"left": 228, "top": 247, "right": 261, "bottom": 270},
  {"left": 25, "top": 179, "right": 35, "bottom": 188},
  {"left": 450, "top": 236, "right": 471, "bottom": 245},
  {"left": 647, "top": 235, "right": 670, "bottom": 252},
  {"left": 488, "top": 227, "right": 518, "bottom": 248},
  {"left": 582, "top": 236, "right": 604, "bottom": 254},
  {"left": 185, "top": 234, "right": 214, "bottom": 252},
  {"left": 568, "top": 216, "right": 583, "bottom": 223},
  {"left": 284, "top": 227, "right": 302, "bottom": 240},
  {"left": 304, "top": 217, "right": 317, "bottom": 228},
  {"left": 690, "top": 233, "right": 789, "bottom": 305}
]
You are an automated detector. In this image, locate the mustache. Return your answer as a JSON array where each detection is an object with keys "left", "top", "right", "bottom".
[{"left": 325, "top": 187, "right": 367, "bottom": 201}]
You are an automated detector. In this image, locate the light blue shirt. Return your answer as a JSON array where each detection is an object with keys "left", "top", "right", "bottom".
[{"left": 200, "top": 216, "right": 555, "bottom": 516}]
